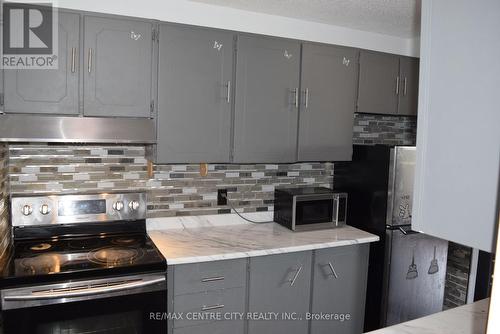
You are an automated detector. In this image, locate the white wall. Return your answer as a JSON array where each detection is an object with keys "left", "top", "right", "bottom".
[
  {"left": 19, "top": 0, "right": 418, "bottom": 56},
  {"left": 412, "top": 0, "right": 500, "bottom": 252}
]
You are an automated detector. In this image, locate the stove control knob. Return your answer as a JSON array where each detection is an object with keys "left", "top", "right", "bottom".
[
  {"left": 113, "top": 201, "right": 124, "bottom": 211},
  {"left": 22, "top": 205, "right": 33, "bottom": 216},
  {"left": 40, "top": 204, "right": 51, "bottom": 215},
  {"left": 129, "top": 200, "right": 140, "bottom": 211}
]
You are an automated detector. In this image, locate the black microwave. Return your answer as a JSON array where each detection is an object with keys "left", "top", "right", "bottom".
[{"left": 273, "top": 187, "right": 347, "bottom": 231}]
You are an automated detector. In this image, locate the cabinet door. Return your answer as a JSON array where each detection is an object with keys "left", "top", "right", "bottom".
[
  {"left": 233, "top": 36, "right": 300, "bottom": 163},
  {"left": 358, "top": 51, "right": 400, "bottom": 115},
  {"left": 248, "top": 251, "right": 312, "bottom": 334},
  {"left": 298, "top": 44, "right": 358, "bottom": 161},
  {"left": 156, "top": 25, "right": 233, "bottom": 163},
  {"left": 3, "top": 12, "right": 80, "bottom": 115},
  {"left": 310, "top": 244, "right": 369, "bottom": 334},
  {"left": 398, "top": 57, "right": 419, "bottom": 116},
  {"left": 83, "top": 16, "right": 153, "bottom": 118}
]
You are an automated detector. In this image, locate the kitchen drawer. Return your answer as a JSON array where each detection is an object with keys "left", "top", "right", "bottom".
[
  {"left": 172, "top": 287, "right": 246, "bottom": 328},
  {"left": 173, "top": 320, "right": 244, "bottom": 334},
  {"left": 173, "top": 259, "right": 246, "bottom": 295}
]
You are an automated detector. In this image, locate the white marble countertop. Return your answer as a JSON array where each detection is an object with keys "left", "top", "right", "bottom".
[
  {"left": 146, "top": 213, "right": 379, "bottom": 265},
  {"left": 366, "top": 298, "right": 490, "bottom": 334}
]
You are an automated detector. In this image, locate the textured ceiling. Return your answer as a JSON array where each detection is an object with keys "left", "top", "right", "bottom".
[{"left": 189, "top": 0, "right": 421, "bottom": 38}]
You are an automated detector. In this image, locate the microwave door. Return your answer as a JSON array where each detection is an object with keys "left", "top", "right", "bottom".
[
  {"left": 387, "top": 146, "right": 416, "bottom": 227},
  {"left": 293, "top": 195, "right": 334, "bottom": 231}
]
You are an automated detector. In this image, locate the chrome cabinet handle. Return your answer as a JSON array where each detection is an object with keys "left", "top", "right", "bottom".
[
  {"left": 293, "top": 88, "right": 299, "bottom": 108},
  {"left": 395, "top": 76, "right": 400, "bottom": 95},
  {"left": 87, "top": 48, "right": 93, "bottom": 73},
  {"left": 226, "top": 81, "right": 231, "bottom": 103},
  {"left": 304, "top": 88, "right": 310, "bottom": 109},
  {"left": 71, "top": 47, "right": 76, "bottom": 73},
  {"left": 403, "top": 77, "right": 408, "bottom": 96},
  {"left": 201, "top": 276, "right": 225, "bottom": 283},
  {"left": 202, "top": 304, "right": 224, "bottom": 311},
  {"left": 328, "top": 262, "right": 339, "bottom": 279},
  {"left": 3, "top": 277, "right": 165, "bottom": 301},
  {"left": 290, "top": 265, "right": 303, "bottom": 286}
]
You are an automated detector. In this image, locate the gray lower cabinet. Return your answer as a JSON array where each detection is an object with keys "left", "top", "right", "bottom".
[
  {"left": 247, "top": 251, "right": 312, "bottom": 334},
  {"left": 398, "top": 57, "right": 419, "bottom": 116},
  {"left": 358, "top": 51, "right": 400, "bottom": 115},
  {"left": 233, "top": 35, "right": 301, "bottom": 163},
  {"left": 156, "top": 24, "right": 234, "bottom": 163},
  {"left": 83, "top": 16, "right": 153, "bottom": 118},
  {"left": 173, "top": 287, "right": 246, "bottom": 330},
  {"left": 298, "top": 43, "right": 359, "bottom": 161},
  {"left": 3, "top": 12, "right": 80, "bottom": 115},
  {"left": 310, "top": 244, "right": 369, "bottom": 334},
  {"left": 169, "top": 259, "right": 247, "bottom": 334}
]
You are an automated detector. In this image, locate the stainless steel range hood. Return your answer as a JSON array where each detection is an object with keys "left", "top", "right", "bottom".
[{"left": 0, "top": 115, "right": 156, "bottom": 143}]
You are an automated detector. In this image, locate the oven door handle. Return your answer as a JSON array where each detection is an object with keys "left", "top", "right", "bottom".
[{"left": 3, "top": 276, "right": 165, "bottom": 301}]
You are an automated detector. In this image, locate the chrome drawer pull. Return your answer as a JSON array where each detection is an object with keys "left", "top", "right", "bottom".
[
  {"left": 201, "top": 304, "right": 224, "bottom": 311},
  {"left": 290, "top": 265, "right": 303, "bottom": 287},
  {"left": 201, "top": 276, "right": 225, "bottom": 283},
  {"left": 328, "top": 262, "right": 339, "bottom": 279}
]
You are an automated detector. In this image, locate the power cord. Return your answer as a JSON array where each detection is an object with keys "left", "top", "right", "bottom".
[{"left": 221, "top": 193, "right": 274, "bottom": 224}]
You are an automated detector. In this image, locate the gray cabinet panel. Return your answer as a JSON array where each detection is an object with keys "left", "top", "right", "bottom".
[
  {"left": 358, "top": 51, "right": 400, "bottom": 115},
  {"left": 4, "top": 12, "right": 80, "bottom": 115},
  {"left": 83, "top": 16, "right": 152, "bottom": 118},
  {"left": 248, "top": 251, "right": 312, "bottom": 334},
  {"left": 298, "top": 44, "right": 358, "bottom": 161},
  {"left": 310, "top": 244, "right": 369, "bottom": 334},
  {"left": 398, "top": 57, "right": 419, "bottom": 116},
  {"left": 173, "top": 258, "right": 246, "bottom": 295},
  {"left": 173, "top": 321, "right": 243, "bottom": 334},
  {"left": 156, "top": 25, "right": 233, "bottom": 163},
  {"left": 233, "top": 35, "right": 300, "bottom": 163},
  {"left": 173, "top": 287, "right": 245, "bottom": 329}
]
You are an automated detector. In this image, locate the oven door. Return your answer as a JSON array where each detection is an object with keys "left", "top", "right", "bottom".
[
  {"left": 1, "top": 273, "right": 167, "bottom": 334},
  {"left": 293, "top": 194, "right": 335, "bottom": 231}
]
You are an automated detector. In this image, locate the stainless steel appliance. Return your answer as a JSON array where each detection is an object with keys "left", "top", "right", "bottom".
[
  {"left": 0, "top": 115, "right": 156, "bottom": 143},
  {"left": 334, "top": 145, "right": 448, "bottom": 331},
  {"left": 273, "top": 187, "right": 347, "bottom": 231},
  {"left": 0, "top": 192, "right": 167, "bottom": 334}
]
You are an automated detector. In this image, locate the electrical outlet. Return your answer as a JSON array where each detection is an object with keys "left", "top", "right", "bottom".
[{"left": 217, "top": 189, "right": 227, "bottom": 206}]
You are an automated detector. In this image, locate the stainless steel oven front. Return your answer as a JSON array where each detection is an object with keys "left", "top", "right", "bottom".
[{"left": 1, "top": 273, "right": 167, "bottom": 334}]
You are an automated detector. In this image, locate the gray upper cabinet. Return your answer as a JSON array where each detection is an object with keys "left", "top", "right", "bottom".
[
  {"left": 398, "top": 57, "right": 419, "bottom": 116},
  {"left": 83, "top": 16, "right": 153, "bottom": 118},
  {"left": 3, "top": 12, "right": 80, "bottom": 115},
  {"left": 248, "top": 251, "right": 312, "bottom": 334},
  {"left": 233, "top": 35, "right": 300, "bottom": 163},
  {"left": 358, "top": 51, "right": 400, "bottom": 115},
  {"left": 298, "top": 43, "right": 359, "bottom": 161},
  {"left": 156, "top": 24, "right": 234, "bottom": 163},
  {"left": 310, "top": 244, "right": 369, "bottom": 334}
]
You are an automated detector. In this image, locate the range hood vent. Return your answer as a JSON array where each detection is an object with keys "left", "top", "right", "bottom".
[{"left": 0, "top": 115, "right": 156, "bottom": 143}]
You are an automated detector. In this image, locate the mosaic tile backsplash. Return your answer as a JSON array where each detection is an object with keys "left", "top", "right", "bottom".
[
  {"left": 353, "top": 113, "right": 417, "bottom": 146},
  {"left": 443, "top": 242, "right": 472, "bottom": 309},
  {"left": 8, "top": 144, "right": 333, "bottom": 218},
  {"left": 0, "top": 144, "right": 9, "bottom": 265}
]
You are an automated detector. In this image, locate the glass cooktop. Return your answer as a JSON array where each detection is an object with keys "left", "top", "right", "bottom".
[{"left": 0, "top": 233, "right": 166, "bottom": 287}]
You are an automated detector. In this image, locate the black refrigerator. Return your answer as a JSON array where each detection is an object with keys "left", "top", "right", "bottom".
[{"left": 334, "top": 145, "right": 448, "bottom": 331}]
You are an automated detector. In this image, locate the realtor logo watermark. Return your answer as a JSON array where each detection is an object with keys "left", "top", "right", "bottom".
[{"left": 2, "top": 1, "right": 58, "bottom": 69}]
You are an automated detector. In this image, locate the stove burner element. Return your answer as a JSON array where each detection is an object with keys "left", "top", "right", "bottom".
[
  {"left": 88, "top": 247, "right": 141, "bottom": 266},
  {"left": 29, "top": 243, "right": 52, "bottom": 251},
  {"left": 111, "top": 237, "right": 140, "bottom": 247},
  {"left": 20, "top": 254, "right": 64, "bottom": 275}
]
